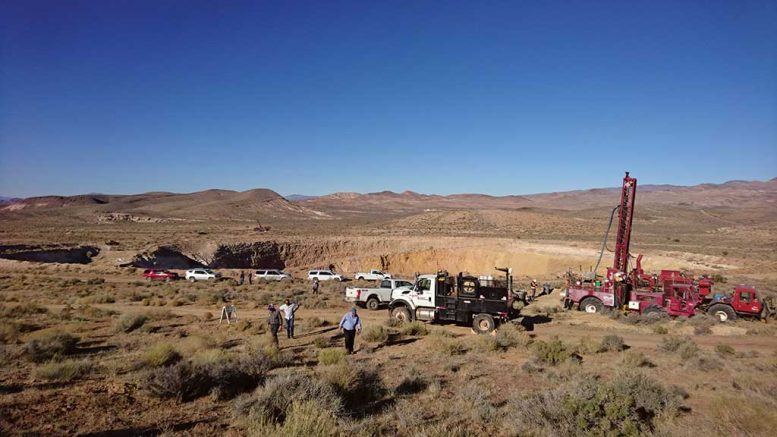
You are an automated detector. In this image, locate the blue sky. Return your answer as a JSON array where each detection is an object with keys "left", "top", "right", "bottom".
[{"left": 1, "top": 0, "right": 775, "bottom": 197}]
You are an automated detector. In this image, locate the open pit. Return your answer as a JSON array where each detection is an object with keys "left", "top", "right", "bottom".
[{"left": 0, "top": 244, "right": 100, "bottom": 264}]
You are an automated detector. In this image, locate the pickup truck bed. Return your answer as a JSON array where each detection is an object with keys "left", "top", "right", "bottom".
[{"left": 345, "top": 278, "right": 414, "bottom": 310}]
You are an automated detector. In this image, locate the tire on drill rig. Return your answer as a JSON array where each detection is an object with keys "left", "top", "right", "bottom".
[
  {"left": 707, "top": 303, "right": 737, "bottom": 323},
  {"left": 642, "top": 304, "right": 667, "bottom": 320}
]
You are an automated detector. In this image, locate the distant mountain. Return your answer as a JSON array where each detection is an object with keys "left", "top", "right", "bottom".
[
  {"left": 3, "top": 177, "right": 774, "bottom": 219},
  {"left": 0, "top": 189, "right": 327, "bottom": 220},
  {"left": 0, "top": 196, "right": 21, "bottom": 203},
  {"left": 286, "top": 194, "right": 318, "bottom": 201}
]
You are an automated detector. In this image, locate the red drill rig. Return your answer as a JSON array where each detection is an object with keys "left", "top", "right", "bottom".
[{"left": 561, "top": 172, "right": 774, "bottom": 321}]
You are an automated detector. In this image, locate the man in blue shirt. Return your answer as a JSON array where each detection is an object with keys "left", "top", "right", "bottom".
[{"left": 339, "top": 307, "right": 362, "bottom": 354}]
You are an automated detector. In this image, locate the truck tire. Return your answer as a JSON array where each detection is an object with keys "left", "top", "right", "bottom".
[
  {"left": 580, "top": 297, "right": 603, "bottom": 314},
  {"left": 391, "top": 306, "right": 411, "bottom": 323},
  {"left": 472, "top": 313, "right": 496, "bottom": 334},
  {"left": 188, "top": 277, "right": 196, "bottom": 283},
  {"left": 642, "top": 304, "right": 666, "bottom": 319},
  {"left": 357, "top": 276, "right": 364, "bottom": 281},
  {"left": 366, "top": 297, "right": 380, "bottom": 311},
  {"left": 708, "top": 304, "right": 737, "bottom": 323}
]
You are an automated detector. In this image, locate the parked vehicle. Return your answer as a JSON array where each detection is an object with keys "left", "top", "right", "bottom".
[
  {"left": 254, "top": 269, "right": 291, "bottom": 281},
  {"left": 345, "top": 278, "right": 414, "bottom": 310},
  {"left": 388, "top": 268, "right": 528, "bottom": 334},
  {"left": 353, "top": 269, "right": 392, "bottom": 281},
  {"left": 185, "top": 268, "right": 222, "bottom": 282},
  {"left": 143, "top": 269, "right": 179, "bottom": 282},
  {"left": 307, "top": 270, "right": 344, "bottom": 281}
]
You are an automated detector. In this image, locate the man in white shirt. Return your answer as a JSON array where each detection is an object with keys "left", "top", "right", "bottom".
[{"left": 278, "top": 299, "right": 299, "bottom": 339}]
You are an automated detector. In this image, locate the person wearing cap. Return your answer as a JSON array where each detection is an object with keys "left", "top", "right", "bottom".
[
  {"left": 530, "top": 279, "right": 539, "bottom": 300},
  {"left": 339, "top": 307, "right": 362, "bottom": 354},
  {"left": 267, "top": 304, "right": 282, "bottom": 347}
]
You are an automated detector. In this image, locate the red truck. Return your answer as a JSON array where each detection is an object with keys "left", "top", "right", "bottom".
[
  {"left": 562, "top": 173, "right": 774, "bottom": 322},
  {"left": 143, "top": 269, "right": 179, "bottom": 282}
]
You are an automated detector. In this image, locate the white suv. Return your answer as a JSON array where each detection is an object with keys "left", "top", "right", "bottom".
[
  {"left": 308, "top": 270, "right": 344, "bottom": 281},
  {"left": 255, "top": 269, "right": 291, "bottom": 281},
  {"left": 185, "top": 268, "right": 222, "bottom": 282}
]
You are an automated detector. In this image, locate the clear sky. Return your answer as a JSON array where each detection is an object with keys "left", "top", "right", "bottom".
[{"left": 1, "top": 0, "right": 775, "bottom": 198}]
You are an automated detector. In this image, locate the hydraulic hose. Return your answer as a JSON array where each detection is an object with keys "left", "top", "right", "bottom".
[{"left": 593, "top": 205, "right": 620, "bottom": 274}]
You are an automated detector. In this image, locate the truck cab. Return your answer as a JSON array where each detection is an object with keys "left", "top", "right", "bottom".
[{"left": 388, "top": 270, "right": 527, "bottom": 334}]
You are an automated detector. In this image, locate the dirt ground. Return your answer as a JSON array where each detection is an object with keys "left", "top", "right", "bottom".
[{"left": 1, "top": 185, "right": 776, "bottom": 436}]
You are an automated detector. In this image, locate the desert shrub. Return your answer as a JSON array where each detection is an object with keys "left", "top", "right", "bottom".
[
  {"left": 622, "top": 350, "right": 653, "bottom": 368},
  {"left": 79, "top": 305, "right": 116, "bottom": 319},
  {"left": 429, "top": 328, "right": 455, "bottom": 338},
  {"left": 146, "top": 353, "right": 270, "bottom": 401},
  {"left": 318, "top": 348, "right": 346, "bottom": 366},
  {"left": 313, "top": 337, "right": 329, "bottom": 349},
  {"left": 433, "top": 338, "right": 468, "bottom": 356},
  {"left": 0, "top": 321, "right": 20, "bottom": 344},
  {"left": 598, "top": 334, "right": 625, "bottom": 352},
  {"left": 145, "top": 361, "right": 209, "bottom": 401},
  {"left": 34, "top": 360, "right": 92, "bottom": 382},
  {"left": 318, "top": 363, "right": 385, "bottom": 415},
  {"left": 493, "top": 323, "right": 531, "bottom": 351},
  {"left": 394, "top": 369, "right": 428, "bottom": 396},
  {"left": 305, "top": 317, "right": 329, "bottom": 328},
  {"left": 384, "top": 318, "right": 403, "bottom": 328},
  {"left": 653, "top": 325, "right": 669, "bottom": 335},
  {"left": 532, "top": 338, "right": 571, "bottom": 365},
  {"left": 361, "top": 325, "right": 388, "bottom": 343},
  {"left": 690, "top": 314, "right": 715, "bottom": 335},
  {"left": 177, "top": 335, "right": 216, "bottom": 357},
  {"left": 245, "top": 399, "right": 339, "bottom": 436},
  {"left": 235, "top": 374, "right": 343, "bottom": 426},
  {"left": 521, "top": 358, "right": 544, "bottom": 374},
  {"left": 659, "top": 336, "right": 699, "bottom": 360},
  {"left": 689, "top": 355, "right": 723, "bottom": 372},
  {"left": 144, "top": 343, "right": 181, "bottom": 367},
  {"left": 400, "top": 321, "right": 428, "bottom": 336},
  {"left": 715, "top": 344, "right": 736, "bottom": 357},
  {"left": 113, "top": 313, "right": 148, "bottom": 333},
  {"left": 506, "top": 372, "right": 684, "bottom": 436},
  {"left": 26, "top": 331, "right": 79, "bottom": 362},
  {"left": 199, "top": 353, "right": 272, "bottom": 400},
  {"left": 86, "top": 277, "right": 105, "bottom": 285},
  {"left": 575, "top": 336, "right": 599, "bottom": 354},
  {"left": 0, "top": 303, "right": 48, "bottom": 318}
]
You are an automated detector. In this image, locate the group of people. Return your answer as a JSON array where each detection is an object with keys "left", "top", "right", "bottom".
[
  {"left": 238, "top": 271, "right": 252, "bottom": 285},
  {"left": 265, "top": 299, "right": 362, "bottom": 354}
]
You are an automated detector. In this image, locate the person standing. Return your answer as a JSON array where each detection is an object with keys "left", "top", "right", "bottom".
[
  {"left": 339, "top": 307, "right": 362, "bottom": 354},
  {"left": 278, "top": 299, "right": 299, "bottom": 339},
  {"left": 239, "top": 271, "right": 245, "bottom": 285},
  {"left": 530, "top": 279, "right": 538, "bottom": 300},
  {"left": 267, "top": 304, "right": 281, "bottom": 347},
  {"left": 248, "top": 272, "right": 253, "bottom": 285},
  {"left": 312, "top": 278, "right": 320, "bottom": 295}
]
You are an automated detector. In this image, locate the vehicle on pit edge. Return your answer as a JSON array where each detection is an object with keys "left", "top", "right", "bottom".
[
  {"left": 185, "top": 268, "right": 222, "bottom": 282},
  {"left": 143, "top": 269, "right": 179, "bottom": 282},
  {"left": 345, "top": 278, "right": 415, "bottom": 310},
  {"left": 254, "top": 269, "right": 292, "bottom": 281},
  {"left": 353, "top": 269, "right": 392, "bottom": 281},
  {"left": 307, "top": 269, "right": 344, "bottom": 281},
  {"left": 388, "top": 268, "right": 529, "bottom": 334}
]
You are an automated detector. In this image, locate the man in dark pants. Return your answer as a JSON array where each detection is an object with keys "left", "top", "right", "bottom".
[
  {"left": 267, "top": 304, "right": 281, "bottom": 347},
  {"left": 239, "top": 271, "right": 245, "bottom": 285},
  {"left": 338, "top": 307, "right": 362, "bottom": 354}
]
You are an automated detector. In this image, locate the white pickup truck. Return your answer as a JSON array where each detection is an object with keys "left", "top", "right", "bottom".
[
  {"left": 345, "top": 278, "right": 414, "bottom": 310},
  {"left": 353, "top": 269, "right": 392, "bottom": 281}
]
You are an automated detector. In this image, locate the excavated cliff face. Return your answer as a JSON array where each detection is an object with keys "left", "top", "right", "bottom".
[
  {"left": 149, "top": 238, "right": 602, "bottom": 277},
  {"left": 131, "top": 246, "right": 204, "bottom": 269}
]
